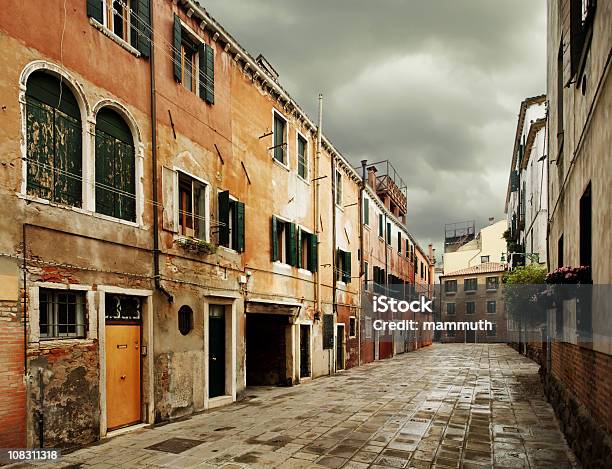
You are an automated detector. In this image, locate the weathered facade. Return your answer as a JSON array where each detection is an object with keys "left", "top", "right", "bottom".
[
  {"left": 440, "top": 263, "right": 506, "bottom": 344},
  {"left": 544, "top": 1, "right": 612, "bottom": 466},
  {"left": 505, "top": 95, "right": 548, "bottom": 268},
  {"left": 0, "top": 0, "right": 434, "bottom": 449}
]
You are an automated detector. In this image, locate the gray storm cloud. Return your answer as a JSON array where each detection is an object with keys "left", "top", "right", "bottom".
[{"left": 205, "top": 0, "right": 546, "bottom": 257}]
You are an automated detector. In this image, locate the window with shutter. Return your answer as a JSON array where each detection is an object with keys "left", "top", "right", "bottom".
[
  {"left": 273, "top": 112, "right": 287, "bottom": 164},
  {"left": 26, "top": 72, "right": 82, "bottom": 207},
  {"left": 335, "top": 170, "right": 342, "bottom": 206},
  {"left": 378, "top": 214, "right": 383, "bottom": 237},
  {"left": 297, "top": 134, "right": 307, "bottom": 179},
  {"left": 363, "top": 197, "right": 369, "bottom": 225},
  {"left": 95, "top": 107, "right": 136, "bottom": 222},
  {"left": 203, "top": 44, "right": 215, "bottom": 104},
  {"left": 287, "top": 223, "right": 297, "bottom": 266},
  {"left": 397, "top": 232, "right": 402, "bottom": 253},
  {"left": 234, "top": 201, "right": 245, "bottom": 253},
  {"left": 217, "top": 192, "right": 245, "bottom": 252},
  {"left": 217, "top": 190, "right": 230, "bottom": 246},
  {"left": 309, "top": 234, "right": 318, "bottom": 273},
  {"left": 177, "top": 172, "right": 207, "bottom": 239},
  {"left": 272, "top": 216, "right": 295, "bottom": 264},
  {"left": 386, "top": 222, "right": 391, "bottom": 244},
  {"left": 343, "top": 250, "right": 351, "bottom": 283},
  {"left": 173, "top": 14, "right": 182, "bottom": 82}
]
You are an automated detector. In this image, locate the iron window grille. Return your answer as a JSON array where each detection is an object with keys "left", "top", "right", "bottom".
[{"left": 39, "top": 289, "right": 86, "bottom": 339}]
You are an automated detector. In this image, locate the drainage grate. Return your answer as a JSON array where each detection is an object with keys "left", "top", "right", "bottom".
[{"left": 145, "top": 437, "right": 203, "bottom": 454}]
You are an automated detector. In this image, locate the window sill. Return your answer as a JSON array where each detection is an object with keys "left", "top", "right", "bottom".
[
  {"left": 90, "top": 18, "right": 142, "bottom": 58},
  {"left": 18, "top": 194, "right": 141, "bottom": 228},
  {"left": 272, "top": 157, "right": 290, "bottom": 172},
  {"left": 34, "top": 338, "right": 95, "bottom": 349},
  {"left": 272, "top": 260, "right": 293, "bottom": 269},
  {"left": 297, "top": 268, "right": 313, "bottom": 276},
  {"left": 465, "top": 290, "right": 476, "bottom": 294},
  {"left": 297, "top": 174, "right": 311, "bottom": 186},
  {"left": 486, "top": 288, "right": 498, "bottom": 292}
]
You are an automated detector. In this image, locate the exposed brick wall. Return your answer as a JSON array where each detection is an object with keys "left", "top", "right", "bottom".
[
  {"left": 550, "top": 341, "right": 612, "bottom": 434},
  {"left": 0, "top": 300, "right": 26, "bottom": 448}
]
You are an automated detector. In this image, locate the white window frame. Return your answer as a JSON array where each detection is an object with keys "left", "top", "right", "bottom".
[
  {"left": 174, "top": 167, "right": 210, "bottom": 242},
  {"left": 273, "top": 214, "right": 292, "bottom": 266},
  {"left": 272, "top": 109, "right": 289, "bottom": 169},
  {"left": 216, "top": 189, "right": 238, "bottom": 251},
  {"left": 296, "top": 130, "right": 309, "bottom": 183},
  {"left": 102, "top": 0, "right": 132, "bottom": 44},
  {"left": 177, "top": 20, "right": 205, "bottom": 97}
]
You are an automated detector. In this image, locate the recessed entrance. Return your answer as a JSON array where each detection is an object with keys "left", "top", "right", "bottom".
[
  {"left": 105, "top": 294, "right": 142, "bottom": 431},
  {"left": 466, "top": 329, "right": 476, "bottom": 343},
  {"left": 299, "top": 324, "right": 311, "bottom": 379},
  {"left": 336, "top": 324, "right": 345, "bottom": 370},
  {"left": 209, "top": 305, "right": 226, "bottom": 398},
  {"left": 246, "top": 313, "right": 290, "bottom": 386}
]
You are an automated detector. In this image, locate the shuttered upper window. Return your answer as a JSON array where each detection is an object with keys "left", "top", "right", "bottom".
[
  {"left": 87, "top": 0, "right": 151, "bottom": 57},
  {"left": 26, "top": 72, "right": 82, "bottom": 207},
  {"left": 178, "top": 172, "right": 207, "bottom": 239},
  {"left": 217, "top": 191, "right": 245, "bottom": 252},
  {"left": 273, "top": 112, "right": 287, "bottom": 164},
  {"left": 297, "top": 134, "right": 308, "bottom": 179},
  {"left": 172, "top": 14, "right": 214, "bottom": 104},
  {"left": 336, "top": 248, "right": 352, "bottom": 283},
  {"left": 95, "top": 108, "right": 136, "bottom": 222}
]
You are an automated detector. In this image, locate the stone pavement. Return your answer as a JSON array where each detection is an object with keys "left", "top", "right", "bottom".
[{"left": 30, "top": 344, "right": 578, "bottom": 468}]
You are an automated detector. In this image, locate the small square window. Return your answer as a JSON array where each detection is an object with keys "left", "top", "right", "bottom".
[
  {"left": 481, "top": 255, "right": 490, "bottom": 263},
  {"left": 446, "top": 303, "right": 456, "bottom": 315},
  {"left": 445, "top": 280, "right": 457, "bottom": 294},
  {"left": 39, "top": 289, "right": 86, "bottom": 339},
  {"left": 487, "top": 300, "right": 496, "bottom": 314},
  {"left": 486, "top": 276, "right": 499, "bottom": 290}
]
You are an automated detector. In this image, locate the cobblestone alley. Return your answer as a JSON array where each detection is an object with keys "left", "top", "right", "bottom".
[{"left": 29, "top": 344, "right": 577, "bottom": 469}]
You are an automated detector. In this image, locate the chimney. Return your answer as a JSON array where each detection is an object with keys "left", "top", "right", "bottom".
[
  {"left": 428, "top": 243, "right": 433, "bottom": 261},
  {"left": 488, "top": 217, "right": 495, "bottom": 225},
  {"left": 367, "top": 166, "right": 377, "bottom": 189}
]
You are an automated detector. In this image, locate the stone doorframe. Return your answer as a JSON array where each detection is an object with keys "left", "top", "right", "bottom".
[
  {"left": 203, "top": 293, "right": 238, "bottom": 410},
  {"left": 98, "top": 286, "right": 153, "bottom": 438}
]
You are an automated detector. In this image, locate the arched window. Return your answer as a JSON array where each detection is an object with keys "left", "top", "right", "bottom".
[
  {"left": 95, "top": 108, "right": 136, "bottom": 222},
  {"left": 26, "top": 71, "right": 82, "bottom": 206}
]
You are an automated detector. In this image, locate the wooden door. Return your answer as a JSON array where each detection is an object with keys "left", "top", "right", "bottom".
[
  {"left": 300, "top": 325, "right": 310, "bottom": 378},
  {"left": 209, "top": 308, "right": 225, "bottom": 398},
  {"left": 336, "top": 325, "right": 345, "bottom": 370},
  {"left": 106, "top": 325, "right": 140, "bottom": 430}
]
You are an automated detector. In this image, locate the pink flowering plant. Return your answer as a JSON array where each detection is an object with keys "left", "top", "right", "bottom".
[{"left": 545, "top": 266, "right": 592, "bottom": 284}]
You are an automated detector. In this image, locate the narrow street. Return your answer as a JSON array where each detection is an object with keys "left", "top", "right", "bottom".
[{"left": 34, "top": 344, "right": 576, "bottom": 469}]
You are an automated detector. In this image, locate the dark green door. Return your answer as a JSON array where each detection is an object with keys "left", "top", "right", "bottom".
[
  {"left": 300, "top": 325, "right": 310, "bottom": 378},
  {"left": 209, "top": 306, "right": 225, "bottom": 398},
  {"left": 336, "top": 325, "right": 345, "bottom": 370}
]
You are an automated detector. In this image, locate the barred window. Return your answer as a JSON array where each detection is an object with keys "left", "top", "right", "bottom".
[{"left": 39, "top": 289, "right": 86, "bottom": 339}]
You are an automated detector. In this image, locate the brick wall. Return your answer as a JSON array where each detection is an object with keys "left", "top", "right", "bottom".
[
  {"left": 550, "top": 341, "right": 612, "bottom": 433},
  {"left": 0, "top": 300, "right": 26, "bottom": 447}
]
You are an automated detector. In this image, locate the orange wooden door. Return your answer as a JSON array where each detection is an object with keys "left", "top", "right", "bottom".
[{"left": 106, "top": 325, "right": 141, "bottom": 430}]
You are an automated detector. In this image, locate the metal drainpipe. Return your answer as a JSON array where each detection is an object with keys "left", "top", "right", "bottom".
[
  {"left": 315, "top": 95, "right": 322, "bottom": 321},
  {"left": 149, "top": 4, "right": 173, "bottom": 304},
  {"left": 38, "top": 368, "right": 44, "bottom": 447},
  {"left": 358, "top": 160, "right": 367, "bottom": 366},
  {"left": 22, "top": 224, "right": 27, "bottom": 376},
  {"left": 330, "top": 142, "right": 337, "bottom": 375}
]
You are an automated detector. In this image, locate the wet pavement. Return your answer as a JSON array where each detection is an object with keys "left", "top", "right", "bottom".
[{"left": 30, "top": 344, "right": 578, "bottom": 468}]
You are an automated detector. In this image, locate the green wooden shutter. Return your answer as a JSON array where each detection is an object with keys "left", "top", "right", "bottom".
[
  {"left": 309, "top": 234, "right": 318, "bottom": 273},
  {"left": 54, "top": 111, "right": 82, "bottom": 207},
  {"left": 198, "top": 43, "right": 207, "bottom": 100},
  {"left": 271, "top": 216, "right": 278, "bottom": 261},
  {"left": 115, "top": 140, "right": 136, "bottom": 221},
  {"left": 386, "top": 222, "right": 391, "bottom": 244},
  {"left": 218, "top": 190, "right": 230, "bottom": 246},
  {"left": 397, "top": 232, "right": 402, "bottom": 253},
  {"left": 203, "top": 43, "right": 215, "bottom": 104},
  {"left": 378, "top": 214, "right": 383, "bottom": 237},
  {"left": 86, "top": 0, "right": 103, "bottom": 23},
  {"left": 95, "top": 131, "right": 115, "bottom": 217},
  {"left": 343, "top": 251, "right": 352, "bottom": 283},
  {"left": 26, "top": 98, "right": 54, "bottom": 200},
  {"left": 173, "top": 14, "right": 182, "bottom": 82},
  {"left": 287, "top": 223, "right": 297, "bottom": 266},
  {"left": 363, "top": 197, "right": 369, "bottom": 225},
  {"left": 131, "top": 0, "right": 151, "bottom": 58},
  {"left": 234, "top": 201, "right": 245, "bottom": 253},
  {"left": 296, "top": 228, "right": 302, "bottom": 269}
]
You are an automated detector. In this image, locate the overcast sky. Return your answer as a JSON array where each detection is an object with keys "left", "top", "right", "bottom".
[{"left": 205, "top": 0, "right": 547, "bottom": 260}]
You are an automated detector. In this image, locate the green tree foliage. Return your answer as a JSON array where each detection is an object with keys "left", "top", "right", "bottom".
[
  {"left": 503, "top": 263, "right": 547, "bottom": 284},
  {"left": 503, "top": 264, "right": 547, "bottom": 328}
]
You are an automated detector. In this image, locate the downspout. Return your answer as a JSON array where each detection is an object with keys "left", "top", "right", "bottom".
[
  {"left": 330, "top": 131, "right": 336, "bottom": 375},
  {"left": 22, "top": 225, "right": 27, "bottom": 376},
  {"left": 358, "top": 160, "right": 367, "bottom": 366},
  {"left": 315, "top": 95, "right": 322, "bottom": 321},
  {"left": 150, "top": 5, "right": 173, "bottom": 303}
]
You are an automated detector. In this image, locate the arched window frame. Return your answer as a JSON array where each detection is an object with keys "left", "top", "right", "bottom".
[
  {"left": 19, "top": 61, "right": 90, "bottom": 207},
  {"left": 19, "top": 61, "right": 144, "bottom": 226},
  {"left": 92, "top": 100, "right": 144, "bottom": 226}
]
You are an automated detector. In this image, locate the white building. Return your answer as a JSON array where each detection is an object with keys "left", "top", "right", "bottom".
[
  {"left": 505, "top": 95, "right": 548, "bottom": 267},
  {"left": 442, "top": 220, "right": 507, "bottom": 274}
]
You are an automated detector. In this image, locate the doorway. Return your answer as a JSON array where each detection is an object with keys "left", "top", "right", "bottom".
[
  {"left": 465, "top": 329, "right": 476, "bottom": 343},
  {"left": 209, "top": 305, "right": 226, "bottom": 398},
  {"left": 336, "top": 324, "right": 345, "bottom": 371},
  {"left": 105, "top": 325, "right": 141, "bottom": 430},
  {"left": 299, "top": 324, "right": 311, "bottom": 379},
  {"left": 246, "top": 313, "right": 289, "bottom": 386}
]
